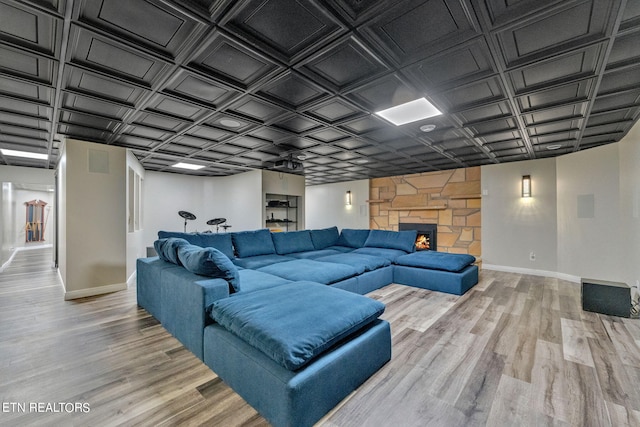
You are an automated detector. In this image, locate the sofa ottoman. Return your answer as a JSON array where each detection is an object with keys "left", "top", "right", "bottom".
[
  {"left": 204, "top": 282, "right": 392, "bottom": 427},
  {"left": 393, "top": 251, "right": 478, "bottom": 295}
]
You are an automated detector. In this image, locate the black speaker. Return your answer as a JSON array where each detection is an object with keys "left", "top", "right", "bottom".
[{"left": 581, "top": 278, "right": 631, "bottom": 318}]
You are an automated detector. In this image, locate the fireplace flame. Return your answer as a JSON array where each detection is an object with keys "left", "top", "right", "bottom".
[{"left": 415, "top": 234, "right": 430, "bottom": 250}]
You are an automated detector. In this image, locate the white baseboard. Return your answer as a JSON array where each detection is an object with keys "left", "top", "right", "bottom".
[
  {"left": 64, "top": 282, "right": 127, "bottom": 300},
  {"left": 482, "top": 264, "right": 581, "bottom": 283},
  {"left": 127, "top": 271, "right": 136, "bottom": 287}
]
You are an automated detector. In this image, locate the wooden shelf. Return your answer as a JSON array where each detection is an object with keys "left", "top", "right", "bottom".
[
  {"left": 448, "top": 194, "right": 482, "bottom": 199},
  {"left": 366, "top": 199, "right": 390, "bottom": 203},
  {"left": 387, "top": 204, "right": 447, "bottom": 211}
]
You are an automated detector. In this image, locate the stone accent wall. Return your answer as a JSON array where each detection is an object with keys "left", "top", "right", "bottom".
[{"left": 369, "top": 167, "right": 481, "bottom": 256}]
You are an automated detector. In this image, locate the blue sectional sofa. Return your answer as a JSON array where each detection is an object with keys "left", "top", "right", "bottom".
[{"left": 136, "top": 226, "right": 478, "bottom": 426}]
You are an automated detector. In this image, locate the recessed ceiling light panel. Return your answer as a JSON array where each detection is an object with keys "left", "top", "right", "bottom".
[
  {"left": 375, "top": 98, "right": 442, "bottom": 126},
  {"left": 172, "top": 162, "right": 205, "bottom": 170},
  {"left": 0, "top": 149, "right": 48, "bottom": 160}
]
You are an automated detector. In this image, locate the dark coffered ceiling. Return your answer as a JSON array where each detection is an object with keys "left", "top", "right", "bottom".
[{"left": 1, "top": 0, "right": 639, "bottom": 185}]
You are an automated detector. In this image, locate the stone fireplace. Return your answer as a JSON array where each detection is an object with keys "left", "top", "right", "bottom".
[
  {"left": 399, "top": 223, "right": 437, "bottom": 251},
  {"left": 369, "top": 167, "right": 481, "bottom": 257}
]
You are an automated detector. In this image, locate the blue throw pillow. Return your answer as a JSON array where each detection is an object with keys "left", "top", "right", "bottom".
[
  {"left": 336, "top": 229, "right": 370, "bottom": 248},
  {"left": 154, "top": 238, "right": 190, "bottom": 265},
  {"left": 272, "top": 230, "right": 315, "bottom": 254},
  {"left": 157, "top": 231, "right": 203, "bottom": 247},
  {"left": 310, "top": 226, "right": 339, "bottom": 249},
  {"left": 364, "top": 229, "right": 417, "bottom": 253},
  {"left": 177, "top": 244, "right": 240, "bottom": 292},
  {"left": 198, "top": 233, "right": 235, "bottom": 259},
  {"left": 232, "top": 229, "right": 276, "bottom": 258}
]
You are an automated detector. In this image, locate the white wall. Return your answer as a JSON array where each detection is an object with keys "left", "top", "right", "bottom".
[
  {"left": 126, "top": 152, "right": 146, "bottom": 280},
  {"left": 482, "top": 121, "right": 640, "bottom": 285},
  {"left": 208, "top": 170, "right": 263, "bottom": 232},
  {"left": 556, "top": 144, "right": 623, "bottom": 282},
  {"left": 617, "top": 122, "right": 640, "bottom": 289},
  {"left": 142, "top": 171, "right": 210, "bottom": 245},
  {"left": 0, "top": 182, "right": 14, "bottom": 267},
  {"left": 58, "top": 139, "right": 127, "bottom": 299},
  {"left": 482, "top": 158, "right": 558, "bottom": 274},
  {"left": 305, "top": 179, "right": 370, "bottom": 230},
  {"left": 142, "top": 169, "right": 267, "bottom": 247}
]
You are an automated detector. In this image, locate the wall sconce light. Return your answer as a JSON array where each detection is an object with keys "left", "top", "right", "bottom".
[
  {"left": 522, "top": 175, "right": 531, "bottom": 198},
  {"left": 346, "top": 190, "right": 352, "bottom": 206}
]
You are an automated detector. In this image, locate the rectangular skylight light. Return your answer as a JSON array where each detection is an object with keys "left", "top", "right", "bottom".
[
  {"left": 172, "top": 162, "right": 205, "bottom": 170},
  {"left": 0, "top": 149, "right": 48, "bottom": 160},
  {"left": 375, "top": 98, "right": 442, "bottom": 126}
]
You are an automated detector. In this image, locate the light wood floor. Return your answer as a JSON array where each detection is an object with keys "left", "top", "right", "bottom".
[{"left": 1, "top": 247, "right": 639, "bottom": 426}]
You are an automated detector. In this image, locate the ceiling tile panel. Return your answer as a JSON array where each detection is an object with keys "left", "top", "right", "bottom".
[
  {"left": 222, "top": 0, "right": 345, "bottom": 61},
  {"left": 304, "top": 97, "right": 362, "bottom": 124},
  {"left": 436, "top": 76, "right": 505, "bottom": 111},
  {"left": 361, "top": 0, "right": 480, "bottom": 65},
  {"left": 258, "top": 72, "right": 327, "bottom": 108},
  {"left": 405, "top": 38, "right": 495, "bottom": 91},
  {"left": 298, "top": 36, "right": 387, "bottom": 89},
  {"left": 189, "top": 33, "right": 281, "bottom": 89},
  {"left": 64, "top": 66, "right": 147, "bottom": 106},
  {"left": 0, "top": 1, "right": 61, "bottom": 56},
  {"left": 132, "top": 111, "right": 188, "bottom": 131},
  {"left": 144, "top": 94, "right": 208, "bottom": 120},
  {"left": 345, "top": 74, "right": 418, "bottom": 112},
  {"left": 508, "top": 45, "right": 602, "bottom": 94},
  {"left": 227, "top": 95, "right": 287, "bottom": 123},
  {"left": 496, "top": 1, "right": 612, "bottom": 68},
  {"left": 69, "top": 27, "right": 169, "bottom": 87},
  {"left": 0, "top": 45, "right": 57, "bottom": 84},
  {"left": 162, "top": 69, "right": 239, "bottom": 108},
  {"left": 598, "top": 65, "right": 640, "bottom": 95},
  {"left": 523, "top": 103, "right": 587, "bottom": 125},
  {"left": 517, "top": 80, "right": 593, "bottom": 112},
  {"left": 273, "top": 115, "right": 320, "bottom": 134},
  {"left": 77, "top": 0, "right": 207, "bottom": 58},
  {"left": 0, "top": 75, "right": 53, "bottom": 104}
]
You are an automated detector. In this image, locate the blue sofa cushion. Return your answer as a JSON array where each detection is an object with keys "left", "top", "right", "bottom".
[
  {"left": 235, "top": 269, "right": 291, "bottom": 294},
  {"left": 232, "top": 254, "right": 296, "bottom": 269},
  {"left": 395, "top": 251, "right": 476, "bottom": 272},
  {"left": 316, "top": 253, "right": 391, "bottom": 273},
  {"left": 288, "top": 249, "right": 342, "bottom": 259},
  {"left": 178, "top": 244, "right": 240, "bottom": 292},
  {"left": 232, "top": 229, "right": 276, "bottom": 258},
  {"left": 364, "top": 229, "right": 417, "bottom": 253},
  {"left": 198, "top": 233, "right": 235, "bottom": 259},
  {"left": 257, "top": 259, "right": 360, "bottom": 285},
  {"left": 310, "top": 226, "right": 339, "bottom": 250},
  {"left": 207, "top": 281, "right": 385, "bottom": 370},
  {"left": 353, "top": 247, "right": 410, "bottom": 263},
  {"left": 272, "top": 230, "right": 315, "bottom": 255},
  {"left": 336, "top": 229, "right": 370, "bottom": 248},
  {"left": 154, "top": 237, "right": 190, "bottom": 265},
  {"left": 158, "top": 231, "right": 203, "bottom": 247}
]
